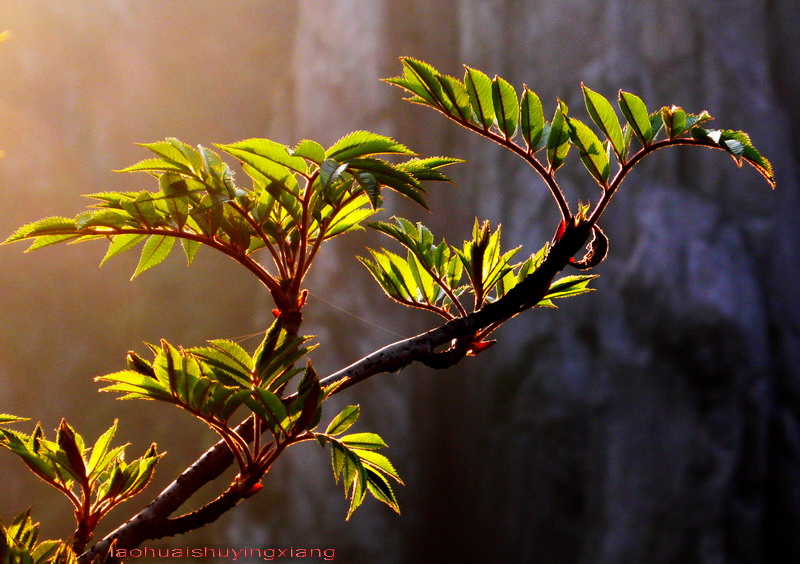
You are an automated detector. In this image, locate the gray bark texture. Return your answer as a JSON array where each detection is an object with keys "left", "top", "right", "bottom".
[{"left": 283, "top": 1, "right": 800, "bottom": 563}]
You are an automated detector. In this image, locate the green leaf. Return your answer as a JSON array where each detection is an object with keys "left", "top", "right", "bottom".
[
  {"left": 537, "top": 274, "right": 598, "bottom": 306},
  {"left": 324, "top": 194, "right": 376, "bottom": 239},
  {"left": 325, "top": 405, "right": 360, "bottom": 436},
  {"left": 204, "top": 339, "right": 254, "bottom": 374},
  {"left": 436, "top": 74, "right": 473, "bottom": 123},
  {"left": 661, "top": 105, "right": 687, "bottom": 139},
  {"left": 520, "top": 86, "right": 545, "bottom": 151},
  {"left": 319, "top": 159, "right": 349, "bottom": 194},
  {"left": 566, "top": 117, "right": 610, "bottom": 186},
  {"left": 691, "top": 128, "right": 775, "bottom": 187},
  {"left": 464, "top": 66, "right": 495, "bottom": 130},
  {"left": 76, "top": 209, "right": 130, "bottom": 230},
  {"left": 120, "top": 192, "right": 159, "bottom": 228},
  {"left": 181, "top": 238, "right": 201, "bottom": 265},
  {"left": 582, "top": 84, "right": 625, "bottom": 160},
  {"left": 340, "top": 432, "right": 388, "bottom": 451},
  {"left": 492, "top": 76, "right": 519, "bottom": 139},
  {"left": 3, "top": 217, "right": 79, "bottom": 248},
  {"left": 116, "top": 158, "right": 191, "bottom": 176},
  {"left": 246, "top": 388, "right": 289, "bottom": 435},
  {"left": 326, "top": 131, "right": 414, "bottom": 162},
  {"left": 291, "top": 139, "right": 326, "bottom": 164},
  {"left": 86, "top": 420, "right": 119, "bottom": 480},
  {"left": 395, "top": 156, "right": 462, "bottom": 183},
  {"left": 348, "top": 158, "right": 428, "bottom": 209},
  {"left": 385, "top": 57, "right": 443, "bottom": 107},
  {"left": 547, "top": 101, "right": 571, "bottom": 170},
  {"left": 363, "top": 464, "right": 400, "bottom": 513},
  {"left": 96, "top": 370, "right": 171, "bottom": 401},
  {"left": 0, "top": 414, "right": 28, "bottom": 425},
  {"left": 618, "top": 91, "right": 652, "bottom": 145},
  {"left": 684, "top": 110, "right": 713, "bottom": 130},
  {"left": 137, "top": 138, "right": 203, "bottom": 177},
  {"left": 217, "top": 138, "right": 308, "bottom": 177},
  {"left": 55, "top": 419, "right": 86, "bottom": 482},
  {"left": 131, "top": 235, "right": 175, "bottom": 279},
  {"left": 354, "top": 448, "right": 403, "bottom": 484},
  {"left": 649, "top": 110, "right": 665, "bottom": 142},
  {"left": 100, "top": 233, "right": 146, "bottom": 266}
]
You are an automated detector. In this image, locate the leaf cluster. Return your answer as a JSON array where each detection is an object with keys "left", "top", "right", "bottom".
[
  {"left": 314, "top": 405, "right": 403, "bottom": 519},
  {"left": 0, "top": 417, "right": 161, "bottom": 552},
  {"left": 0, "top": 510, "right": 76, "bottom": 564},
  {"left": 386, "top": 57, "right": 775, "bottom": 203},
  {"left": 361, "top": 217, "right": 596, "bottom": 324},
  {"left": 94, "top": 320, "right": 401, "bottom": 520},
  {"left": 97, "top": 321, "right": 318, "bottom": 473},
  {"left": 3, "top": 135, "right": 459, "bottom": 313}
]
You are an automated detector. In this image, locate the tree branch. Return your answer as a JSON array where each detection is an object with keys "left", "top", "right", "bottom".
[{"left": 79, "top": 219, "right": 593, "bottom": 563}]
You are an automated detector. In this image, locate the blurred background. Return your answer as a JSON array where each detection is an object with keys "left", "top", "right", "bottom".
[{"left": 1, "top": 1, "right": 799, "bottom": 563}]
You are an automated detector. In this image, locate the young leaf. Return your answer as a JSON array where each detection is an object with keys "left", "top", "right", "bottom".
[
  {"left": 582, "top": 84, "right": 625, "bottom": 160},
  {"left": 566, "top": 117, "right": 610, "bottom": 186},
  {"left": 340, "top": 432, "right": 388, "bottom": 451},
  {"left": 55, "top": 419, "right": 87, "bottom": 482},
  {"left": 384, "top": 57, "right": 441, "bottom": 106},
  {"left": 492, "top": 76, "right": 519, "bottom": 139},
  {"left": 464, "top": 66, "right": 495, "bottom": 130},
  {"left": 363, "top": 464, "right": 400, "bottom": 514},
  {"left": 354, "top": 448, "right": 404, "bottom": 485},
  {"left": 520, "top": 86, "right": 545, "bottom": 151},
  {"left": 217, "top": 138, "right": 308, "bottom": 177},
  {"left": 2, "top": 217, "right": 79, "bottom": 250},
  {"left": 325, "top": 405, "right": 360, "bottom": 436},
  {"left": 100, "top": 234, "right": 146, "bottom": 266},
  {"left": 618, "top": 91, "right": 652, "bottom": 145},
  {"left": 326, "top": 131, "right": 414, "bottom": 162},
  {"left": 536, "top": 274, "right": 598, "bottom": 307},
  {"left": 396, "top": 57, "right": 447, "bottom": 110},
  {"left": 547, "top": 101, "right": 571, "bottom": 171},
  {"left": 86, "top": 420, "right": 119, "bottom": 480},
  {"left": 690, "top": 128, "right": 775, "bottom": 187},
  {"left": 130, "top": 235, "right": 175, "bottom": 280},
  {"left": 436, "top": 74, "right": 473, "bottom": 123},
  {"left": 661, "top": 105, "right": 687, "bottom": 139},
  {"left": 0, "top": 414, "right": 29, "bottom": 425},
  {"left": 291, "top": 139, "right": 326, "bottom": 164}
]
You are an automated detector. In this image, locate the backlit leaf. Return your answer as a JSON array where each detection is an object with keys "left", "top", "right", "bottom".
[
  {"left": 520, "top": 86, "right": 545, "bottom": 151},
  {"left": 325, "top": 405, "right": 360, "bottom": 436},
  {"left": 582, "top": 84, "right": 625, "bottom": 160},
  {"left": 100, "top": 234, "right": 146, "bottom": 266},
  {"left": 618, "top": 91, "right": 652, "bottom": 145},
  {"left": 326, "top": 131, "right": 414, "bottom": 162},
  {"left": 291, "top": 139, "right": 326, "bottom": 164},
  {"left": 464, "top": 66, "right": 495, "bottom": 129},
  {"left": 492, "top": 76, "right": 519, "bottom": 139},
  {"left": 547, "top": 101, "right": 571, "bottom": 170},
  {"left": 131, "top": 235, "right": 175, "bottom": 279},
  {"left": 566, "top": 117, "right": 610, "bottom": 186},
  {"left": 217, "top": 138, "right": 307, "bottom": 177}
]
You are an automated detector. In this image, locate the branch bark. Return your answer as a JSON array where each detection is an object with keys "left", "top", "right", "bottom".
[{"left": 79, "top": 220, "right": 592, "bottom": 563}]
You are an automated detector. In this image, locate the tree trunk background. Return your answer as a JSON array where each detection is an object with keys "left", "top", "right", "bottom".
[{"left": 1, "top": 2, "right": 798, "bottom": 563}]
